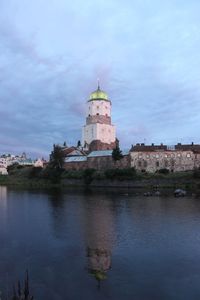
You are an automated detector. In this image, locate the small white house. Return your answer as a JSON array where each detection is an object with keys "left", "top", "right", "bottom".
[
  {"left": 34, "top": 158, "right": 45, "bottom": 168},
  {"left": 0, "top": 165, "right": 8, "bottom": 175}
]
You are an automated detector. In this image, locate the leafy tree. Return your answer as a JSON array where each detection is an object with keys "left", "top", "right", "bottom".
[
  {"left": 112, "top": 140, "right": 123, "bottom": 161},
  {"left": 49, "top": 144, "right": 65, "bottom": 169},
  {"left": 83, "top": 168, "right": 95, "bottom": 185},
  {"left": 77, "top": 140, "right": 81, "bottom": 148}
]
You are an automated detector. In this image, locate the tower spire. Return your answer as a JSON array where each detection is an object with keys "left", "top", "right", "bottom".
[{"left": 97, "top": 78, "right": 100, "bottom": 90}]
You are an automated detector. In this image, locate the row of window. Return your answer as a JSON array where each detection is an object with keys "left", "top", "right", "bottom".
[
  {"left": 137, "top": 160, "right": 175, "bottom": 168},
  {"left": 89, "top": 105, "right": 109, "bottom": 110},
  {"left": 88, "top": 113, "right": 108, "bottom": 116},
  {"left": 137, "top": 153, "right": 192, "bottom": 159}
]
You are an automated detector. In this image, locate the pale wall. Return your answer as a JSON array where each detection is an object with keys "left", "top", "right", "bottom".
[
  {"left": 130, "top": 150, "right": 196, "bottom": 172},
  {"left": 87, "top": 100, "right": 111, "bottom": 117}
]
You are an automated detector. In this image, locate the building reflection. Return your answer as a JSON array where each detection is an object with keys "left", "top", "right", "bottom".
[
  {"left": 84, "top": 194, "right": 116, "bottom": 285},
  {"left": 0, "top": 186, "right": 8, "bottom": 229},
  {"left": 0, "top": 186, "right": 8, "bottom": 207}
]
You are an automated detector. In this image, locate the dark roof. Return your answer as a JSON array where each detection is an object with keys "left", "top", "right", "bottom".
[
  {"left": 131, "top": 143, "right": 167, "bottom": 152},
  {"left": 175, "top": 143, "right": 200, "bottom": 153}
]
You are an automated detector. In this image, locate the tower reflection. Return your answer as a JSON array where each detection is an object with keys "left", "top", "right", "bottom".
[
  {"left": 84, "top": 194, "right": 115, "bottom": 286},
  {"left": 0, "top": 186, "right": 7, "bottom": 206}
]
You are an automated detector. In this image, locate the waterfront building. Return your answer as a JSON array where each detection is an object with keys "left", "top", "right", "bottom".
[
  {"left": 82, "top": 84, "right": 116, "bottom": 151},
  {"left": 130, "top": 143, "right": 200, "bottom": 173}
]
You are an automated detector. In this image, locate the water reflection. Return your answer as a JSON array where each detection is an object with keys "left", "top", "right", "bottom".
[
  {"left": 0, "top": 185, "right": 7, "bottom": 203},
  {"left": 0, "top": 186, "right": 8, "bottom": 228},
  {"left": 47, "top": 189, "right": 66, "bottom": 239},
  {"left": 83, "top": 193, "right": 116, "bottom": 286}
]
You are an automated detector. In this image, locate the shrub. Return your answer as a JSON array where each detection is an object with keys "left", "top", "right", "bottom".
[
  {"left": 158, "top": 168, "right": 170, "bottom": 174},
  {"left": 105, "top": 168, "right": 136, "bottom": 180},
  {"left": 83, "top": 168, "right": 96, "bottom": 185},
  {"left": 193, "top": 168, "right": 200, "bottom": 178},
  {"left": 28, "top": 167, "right": 43, "bottom": 179}
]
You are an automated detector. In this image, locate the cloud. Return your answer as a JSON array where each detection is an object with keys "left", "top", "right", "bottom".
[{"left": 0, "top": 0, "right": 200, "bottom": 157}]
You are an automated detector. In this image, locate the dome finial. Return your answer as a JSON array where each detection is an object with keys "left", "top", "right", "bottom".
[{"left": 97, "top": 78, "right": 100, "bottom": 90}]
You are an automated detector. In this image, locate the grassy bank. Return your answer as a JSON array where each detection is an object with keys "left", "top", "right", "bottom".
[{"left": 1, "top": 165, "right": 200, "bottom": 190}]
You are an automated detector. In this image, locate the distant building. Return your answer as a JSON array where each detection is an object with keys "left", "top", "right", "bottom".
[
  {"left": 60, "top": 85, "right": 200, "bottom": 173},
  {"left": 130, "top": 143, "right": 200, "bottom": 173},
  {"left": 0, "top": 165, "right": 8, "bottom": 175},
  {"left": 82, "top": 84, "right": 116, "bottom": 151},
  {"left": 34, "top": 158, "right": 46, "bottom": 168},
  {"left": 64, "top": 149, "right": 130, "bottom": 171}
]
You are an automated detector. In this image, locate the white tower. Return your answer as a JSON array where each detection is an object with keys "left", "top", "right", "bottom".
[{"left": 82, "top": 84, "right": 116, "bottom": 150}]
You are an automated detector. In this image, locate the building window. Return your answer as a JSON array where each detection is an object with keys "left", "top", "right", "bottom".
[
  {"left": 146, "top": 155, "right": 150, "bottom": 159},
  {"left": 96, "top": 113, "right": 99, "bottom": 115},
  {"left": 187, "top": 153, "right": 191, "bottom": 158},
  {"left": 165, "top": 160, "right": 168, "bottom": 167},
  {"left": 144, "top": 160, "right": 147, "bottom": 168},
  {"left": 156, "top": 154, "right": 159, "bottom": 158},
  {"left": 138, "top": 161, "right": 142, "bottom": 167},
  {"left": 177, "top": 153, "right": 181, "bottom": 157},
  {"left": 139, "top": 155, "right": 142, "bottom": 159},
  {"left": 97, "top": 106, "right": 99, "bottom": 109},
  {"left": 171, "top": 160, "right": 175, "bottom": 166},
  {"left": 156, "top": 161, "right": 159, "bottom": 167}
]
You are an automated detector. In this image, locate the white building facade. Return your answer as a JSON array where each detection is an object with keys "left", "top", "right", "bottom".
[{"left": 82, "top": 85, "right": 116, "bottom": 149}]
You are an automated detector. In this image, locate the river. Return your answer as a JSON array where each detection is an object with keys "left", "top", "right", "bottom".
[{"left": 0, "top": 186, "right": 200, "bottom": 299}]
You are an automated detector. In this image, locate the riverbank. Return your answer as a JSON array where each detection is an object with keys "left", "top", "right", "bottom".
[{"left": 1, "top": 165, "right": 200, "bottom": 191}]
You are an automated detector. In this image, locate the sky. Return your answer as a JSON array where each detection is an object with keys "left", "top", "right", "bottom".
[{"left": 1, "top": 0, "right": 200, "bottom": 158}]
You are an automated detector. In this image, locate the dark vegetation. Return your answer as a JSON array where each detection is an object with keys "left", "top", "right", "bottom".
[
  {"left": 1, "top": 271, "right": 34, "bottom": 300},
  {"left": 112, "top": 140, "right": 123, "bottom": 161},
  {"left": 1, "top": 159, "right": 200, "bottom": 189}
]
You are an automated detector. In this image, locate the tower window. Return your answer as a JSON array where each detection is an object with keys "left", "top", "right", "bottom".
[{"left": 96, "top": 113, "right": 99, "bottom": 115}]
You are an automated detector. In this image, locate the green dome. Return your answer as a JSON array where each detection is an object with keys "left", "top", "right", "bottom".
[{"left": 89, "top": 86, "right": 109, "bottom": 101}]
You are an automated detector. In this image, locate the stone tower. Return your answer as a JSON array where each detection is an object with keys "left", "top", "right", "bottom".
[{"left": 82, "top": 84, "right": 116, "bottom": 151}]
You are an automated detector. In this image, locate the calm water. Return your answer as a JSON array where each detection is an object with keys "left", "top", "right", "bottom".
[{"left": 1, "top": 186, "right": 200, "bottom": 300}]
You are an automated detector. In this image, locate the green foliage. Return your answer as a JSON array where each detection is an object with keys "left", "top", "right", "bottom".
[
  {"left": 158, "top": 168, "right": 170, "bottom": 174},
  {"left": 112, "top": 144, "right": 123, "bottom": 161},
  {"left": 193, "top": 167, "right": 200, "bottom": 178},
  {"left": 49, "top": 144, "right": 65, "bottom": 169},
  {"left": 7, "top": 163, "right": 19, "bottom": 174},
  {"left": 28, "top": 167, "right": 43, "bottom": 179},
  {"left": 77, "top": 140, "right": 81, "bottom": 147},
  {"left": 83, "top": 168, "right": 96, "bottom": 185},
  {"left": 40, "top": 166, "right": 64, "bottom": 183},
  {"left": 61, "top": 170, "right": 84, "bottom": 179},
  {"left": 105, "top": 168, "right": 136, "bottom": 180}
]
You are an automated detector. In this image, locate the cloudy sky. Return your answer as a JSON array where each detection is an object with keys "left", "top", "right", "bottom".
[{"left": 1, "top": 0, "right": 200, "bottom": 158}]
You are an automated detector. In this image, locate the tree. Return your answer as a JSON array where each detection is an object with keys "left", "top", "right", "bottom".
[
  {"left": 77, "top": 140, "right": 81, "bottom": 148},
  {"left": 112, "top": 140, "right": 123, "bottom": 161},
  {"left": 49, "top": 144, "right": 65, "bottom": 169},
  {"left": 63, "top": 141, "right": 67, "bottom": 147}
]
